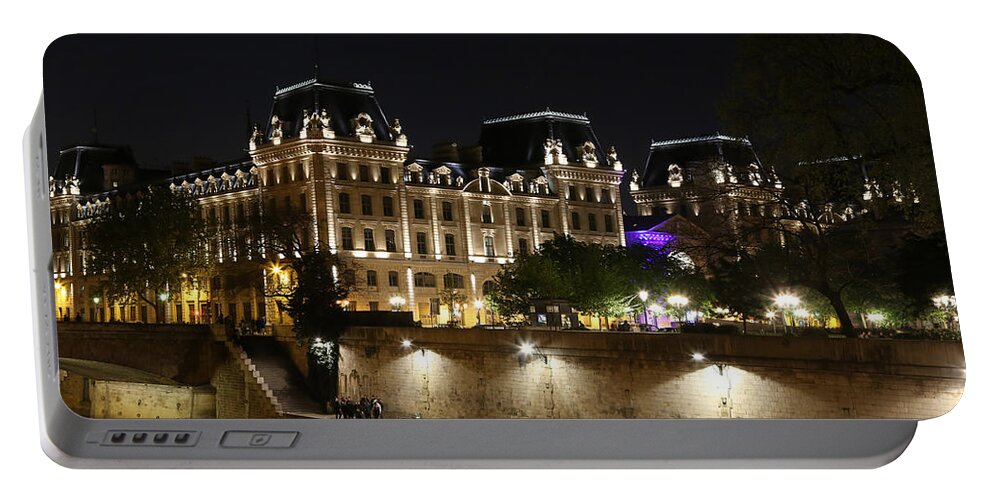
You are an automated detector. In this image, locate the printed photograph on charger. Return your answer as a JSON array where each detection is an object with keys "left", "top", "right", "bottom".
[{"left": 43, "top": 34, "right": 963, "bottom": 419}]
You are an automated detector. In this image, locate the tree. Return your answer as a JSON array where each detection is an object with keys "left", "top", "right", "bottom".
[
  {"left": 255, "top": 197, "right": 350, "bottom": 402},
  {"left": 706, "top": 259, "right": 767, "bottom": 334},
  {"left": 712, "top": 35, "right": 943, "bottom": 336},
  {"left": 86, "top": 187, "right": 211, "bottom": 322},
  {"left": 486, "top": 234, "right": 682, "bottom": 328},
  {"left": 439, "top": 287, "right": 468, "bottom": 327}
]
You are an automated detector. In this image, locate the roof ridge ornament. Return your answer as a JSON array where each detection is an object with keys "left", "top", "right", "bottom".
[
  {"left": 483, "top": 109, "right": 590, "bottom": 125},
  {"left": 270, "top": 115, "right": 284, "bottom": 145},
  {"left": 651, "top": 133, "right": 750, "bottom": 148}
]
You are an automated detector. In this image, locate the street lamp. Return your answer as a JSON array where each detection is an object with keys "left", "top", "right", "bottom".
[
  {"left": 389, "top": 295, "right": 406, "bottom": 312},
  {"left": 773, "top": 293, "right": 800, "bottom": 333},
  {"left": 638, "top": 290, "right": 649, "bottom": 329},
  {"left": 474, "top": 299, "right": 484, "bottom": 326},
  {"left": 667, "top": 294, "right": 689, "bottom": 326},
  {"left": 648, "top": 303, "right": 664, "bottom": 330}
]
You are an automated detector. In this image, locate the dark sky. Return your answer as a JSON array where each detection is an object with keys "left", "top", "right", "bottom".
[{"left": 44, "top": 35, "right": 740, "bottom": 210}]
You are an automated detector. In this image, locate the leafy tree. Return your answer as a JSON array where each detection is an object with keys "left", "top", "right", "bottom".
[
  {"left": 438, "top": 287, "right": 468, "bottom": 327},
  {"left": 486, "top": 234, "right": 682, "bottom": 328},
  {"left": 86, "top": 187, "right": 211, "bottom": 322},
  {"left": 712, "top": 35, "right": 944, "bottom": 335},
  {"left": 706, "top": 259, "right": 768, "bottom": 334},
  {"left": 255, "top": 198, "right": 350, "bottom": 401}
]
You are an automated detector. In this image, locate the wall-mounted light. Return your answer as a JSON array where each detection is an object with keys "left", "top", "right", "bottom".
[
  {"left": 401, "top": 339, "right": 412, "bottom": 348},
  {"left": 519, "top": 342, "right": 548, "bottom": 364}
]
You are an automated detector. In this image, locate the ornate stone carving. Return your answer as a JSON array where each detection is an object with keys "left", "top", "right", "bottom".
[
  {"left": 249, "top": 124, "right": 264, "bottom": 151},
  {"left": 581, "top": 141, "right": 598, "bottom": 165},
  {"left": 270, "top": 115, "right": 284, "bottom": 142},
  {"left": 543, "top": 138, "right": 566, "bottom": 165},
  {"left": 748, "top": 163, "right": 762, "bottom": 186},
  {"left": 390, "top": 118, "right": 408, "bottom": 146},
  {"left": 68, "top": 177, "right": 81, "bottom": 195},
  {"left": 725, "top": 164, "right": 738, "bottom": 184},
  {"left": 352, "top": 112, "right": 375, "bottom": 142},
  {"left": 607, "top": 145, "right": 623, "bottom": 171},
  {"left": 667, "top": 163, "right": 683, "bottom": 188},
  {"left": 629, "top": 170, "right": 640, "bottom": 192}
]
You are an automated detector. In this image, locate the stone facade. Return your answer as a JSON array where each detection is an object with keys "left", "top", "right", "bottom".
[
  {"left": 48, "top": 80, "right": 626, "bottom": 329},
  {"left": 332, "top": 327, "right": 964, "bottom": 419}
]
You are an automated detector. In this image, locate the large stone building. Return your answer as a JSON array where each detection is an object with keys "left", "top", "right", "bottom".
[{"left": 49, "top": 77, "right": 627, "bottom": 328}]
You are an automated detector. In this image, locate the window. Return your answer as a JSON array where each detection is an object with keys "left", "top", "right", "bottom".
[
  {"left": 444, "top": 233, "right": 457, "bottom": 256},
  {"left": 388, "top": 271, "right": 399, "bottom": 287},
  {"left": 413, "top": 199, "right": 425, "bottom": 219},
  {"left": 335, "top": 162, "right": 347, "bottom": 179},
  {"left": 385, "top": 229, "right": 397, "bottom": 252},
  {"left": 571, "top": 212, "right": 581, "bottom": 230},
  {"left": 416, "top": 232, "right": 428, "bottom": 254},
  {"left": 361, "top": 195, "right": 373, "bottom": 215},
  {"left": 482, "top": 204, "right": 493, "bottom": 224},
  {"left": 299, "top": 193, "right": 307, "bottom": 213},
  {"left": 237, "top": 204, "right": 245, "bottom": 223},
  {"left": 541, "top": 210, "right": 551, "bottom": 229},
  {"left": 585, "top": 187, "right": 594, "bottom": 202},
  {"left": 518, "top": 238, "right": 529, "bottom": 256},
  {"left": 604, "top": 214, "right": 614, "bottom": 233},
  {"left": 568, "top": 185, "right": 577, "bottom": 201},
  {"left": 208, "top": 208, "right": 217, "bottom": 224},
  {"left": 223, "top": 206, "right": 231, "bottom": 224},
  {"left": 414, "top": 272, "right": 436, "bottom": 287},
  {"left": 338, "top": 192, "right": 351, "bottom": 214},
  {"left": 480, "top": 176, "right": 490, "bottom": 193},
  {"left": 442, "top": 201, "right": 453, "bottom": 221},
  {"left": 359, "top": 164, "right": 370, "bottom": 182},
  {"left": 382, "top": 196, "right": 394, "bottom": 217},
  {"left": 284, "top": 195, "right": 292, "bottom": 211},
  {"left": 380, "top": 166, "right": 391, "bottom": 184},
  {"left": 341, "top": 227, "right": 354, "bottom": 250},
  {"left": 515, "top": 207, "right": 526, "bottom": 226},
  {"left": 588, "top": 213, "right": 598, "bottom": 232},
  {"left": 484, "top": 236, "right": 496, "bottom": 257},
  {"left": 366, "top": 270, "right": 378, "bottom": 287},
  {"left": 482, "top": 280, "right": 496, "bottom": 295},
  {"left": 601, "top": 188, "right": 612, "bottom": 204},
  {"left": 369, "top": 301, "right": 379, "bottom": 311},
  {"left": 443, "top": 273, "right": 465, "bottom": 289},
  {"left": 363, "top": 228, "right": 375, "bottom": 251}
]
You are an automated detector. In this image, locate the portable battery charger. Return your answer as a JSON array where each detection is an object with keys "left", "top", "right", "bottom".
[{"left": 26, "top": 34, "right": 964, "bottom": 468}]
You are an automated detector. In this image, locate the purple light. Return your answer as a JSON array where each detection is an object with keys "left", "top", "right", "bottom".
[{"left": 625, "top": 230, "right": 676, "bottom": 248}]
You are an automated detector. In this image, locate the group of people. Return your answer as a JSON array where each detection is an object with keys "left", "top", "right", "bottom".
[
  {"left": 609, "top": 320, "right": 634, "bottom": 331},
  {"left": 328, "top": 396, "right": 384, "bottom": 419}
]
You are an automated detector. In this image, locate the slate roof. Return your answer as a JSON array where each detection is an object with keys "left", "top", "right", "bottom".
[
  {"left": 640, "top": 134, "right": 761, "bottom": 189},
  {"left": 52, "top": 144, "right": 138, "bottom": 194},
  {"left": 477, "top": 109, "right": 607, "bottom": 168},
  {"left": 266, "top": 78, "right": 394, "bottom": 141}
]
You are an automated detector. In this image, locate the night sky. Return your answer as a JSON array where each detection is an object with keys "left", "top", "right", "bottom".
[{"left": 44, "top": 35, "right": 740, "bottom": 211}]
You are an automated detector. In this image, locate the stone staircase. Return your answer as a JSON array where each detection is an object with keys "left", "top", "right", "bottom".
[{"left": 235, "top": 337, "right": 324, "bottom": 416}]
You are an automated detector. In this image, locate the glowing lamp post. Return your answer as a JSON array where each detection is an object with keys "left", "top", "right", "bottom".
[
  {"left": 773, "top": 293, "right": 800, "bottom": 334},
  {"left": 648, "top": 303, "right": 664, "bottom": 330},
  {"left": 667, "top": 294, "right": 689, "bottom": 328},
  {"left": 389, "top": 295, "right": 406, "bottom": 312},
  {"left": 474, "top": 299, "right": 484, "bottom": 325}
]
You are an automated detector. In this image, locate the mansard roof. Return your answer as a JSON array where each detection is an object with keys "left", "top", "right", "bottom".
[
  {"left": 640, "top": 134, "right": 760, "bottom": 189},
  {"left": 477, "top": 109, "right": 607, "bottom": 168},
  {"left": 52, "top": 144, "right": 137, "bottom": 194},
  {"left": 266, "top": 78, "right": 395, "bottom": 141}
]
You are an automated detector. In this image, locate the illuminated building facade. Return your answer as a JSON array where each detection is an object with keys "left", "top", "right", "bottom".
[{"left": 49, "top": 77, "right": 627, "bottom": 327}]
